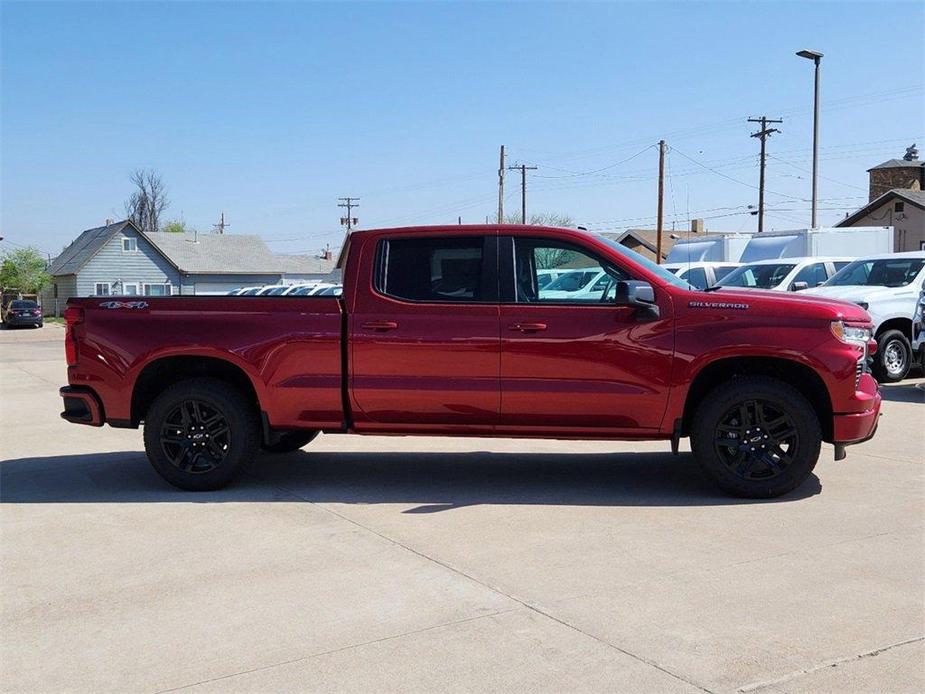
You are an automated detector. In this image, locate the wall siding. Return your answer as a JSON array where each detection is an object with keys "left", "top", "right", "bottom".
[
  {"left": 40, "top": 275, "right": 77, "bottom": 316},
  {"left": 77, "top": 227, "right": 180, "bottom": 296}
]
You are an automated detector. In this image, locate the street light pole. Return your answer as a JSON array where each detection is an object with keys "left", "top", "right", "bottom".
[{"left": 797, "top": 49, "right": 823, "bottom": 228}]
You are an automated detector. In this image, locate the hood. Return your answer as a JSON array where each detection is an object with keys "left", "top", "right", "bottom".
[{"left": 694, "top": 287, "right": 872, "bottom": 323}]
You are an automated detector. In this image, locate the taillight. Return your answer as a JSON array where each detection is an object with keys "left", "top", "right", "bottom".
[{"left": 64, "top": 306, "right": 84, "bottom": 366}]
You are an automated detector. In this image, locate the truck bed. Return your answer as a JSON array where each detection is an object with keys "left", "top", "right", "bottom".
[{"left": 66, "top": 295, "right": 346, "bottom": 430}]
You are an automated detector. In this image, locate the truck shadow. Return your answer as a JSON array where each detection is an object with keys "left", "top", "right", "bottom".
[
  {"left": 878, "top": 382, "right": 925, "bottom": 404},
  {"left": 0, "top": 449, "right": 821, "bottom": 508}
]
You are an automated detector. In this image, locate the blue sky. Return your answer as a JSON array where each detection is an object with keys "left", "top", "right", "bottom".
[{"left": 2, "top": 1, "right": 923, "bottom": 258}]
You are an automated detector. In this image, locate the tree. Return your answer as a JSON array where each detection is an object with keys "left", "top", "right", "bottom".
[
  {"left": 503, "top": 212, "right": 578, "bottom": 268},
  {"left": 0, "top": 247, "right": 51, "bottom": 295},
  {"left": 161, "top": 219, "right": 195, "bottom": 234},
  {"left": 125, "top": 169, "right": 169, "bottom": 233}
]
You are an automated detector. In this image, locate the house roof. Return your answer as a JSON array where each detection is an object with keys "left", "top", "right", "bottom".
[
  {"left": 48, "top": 220, "right": 136, "bottom": 275},
  {"left": 836, "top": 188, "right": 925, "bottom": 227},
  {"left": 49, "top": 220, "right": 336, "bottom": 277},
  {"left": 601, "top": 229, "right": 697, "bottom": 258},
  {"left": 868, "top": 158, "right": 925, "bottom": 171}
]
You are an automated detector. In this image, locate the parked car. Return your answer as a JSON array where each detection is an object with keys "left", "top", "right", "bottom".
[
  {"left": 803, "top": 251, "right": 925, "bottom": 382},
  {"left": 256, "top": 285, "right": 289, "bottom": 296},
  {"left": 313, "top": 285, "right": 343, "bottom": 296},
  {"left": 1, "top": 299, "right": 43, "bottom": 328},
  {"left": 539, "top": 268, "right": 615, "bottom": 300},
  {"left": 912, "top": 287, "right": 925, "bottom": 368},
  {"left": 60, "top": 224, "right": 880, "bottom": 499},
  {"left": 663, "top": 262, "right": 740, "bottom": 290},
  {"left": 716, "top": 257, "right": 852, "bottom": 292},
  {"left": 288, "top": 283, "right": 335, "bottom": 296}
]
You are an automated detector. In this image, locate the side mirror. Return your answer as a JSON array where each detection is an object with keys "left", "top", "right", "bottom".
[
  {"left": 791, "top": 281, "right": 809, "bottom": 291},
  {"left": 615, "top": 280, "right": 659, "bottom": 319}
]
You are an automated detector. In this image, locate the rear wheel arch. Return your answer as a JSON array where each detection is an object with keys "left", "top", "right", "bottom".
[
  {"left": 681, "top": 356, "right": 833, "bottom": 442},
  {"left": 131, "top": 355, "right": 262, "bottom": 426}
]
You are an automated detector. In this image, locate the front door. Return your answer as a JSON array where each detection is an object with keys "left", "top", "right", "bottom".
[
  {"left": 499, "top": 235, "right": 674, "bottom": 433},
  {"left": 349, "top": 232, "right": 500, "bottom": 429}
]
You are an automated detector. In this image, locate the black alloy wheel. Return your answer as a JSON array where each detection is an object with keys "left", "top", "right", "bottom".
[
  {"left": 159, "top": 399, "right": 232, "bottom": 474},
  {"left": 713, "top": 399, "right": 798, "bottom": 482}
]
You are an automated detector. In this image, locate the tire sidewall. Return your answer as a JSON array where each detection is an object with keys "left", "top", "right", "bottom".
[
  {"left": 874, "top": 330, "right": 911, "bottom": 383},
  {"left": 691, "top": 377, "right": 822, "bottom": 498},
  {"left": 143, "top": 379, "right": 258, "bottom": 491}
]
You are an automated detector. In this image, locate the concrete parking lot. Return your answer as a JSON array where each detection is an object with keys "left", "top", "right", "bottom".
[{"left": 1, "top": 325, "right": 923, "bottom": 693}]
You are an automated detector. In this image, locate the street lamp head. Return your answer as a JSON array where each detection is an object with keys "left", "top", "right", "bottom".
[{"left": 796, "top": 49, "right": 824, "bottom": 61}]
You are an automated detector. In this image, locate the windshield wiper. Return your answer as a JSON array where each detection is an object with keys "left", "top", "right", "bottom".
[{"left": 702, "top": 285, "right": 723, "bottom": 292}]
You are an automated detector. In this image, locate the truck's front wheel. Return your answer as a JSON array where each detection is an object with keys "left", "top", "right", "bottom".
[
  {"left": 690, "top": 377, "right": 821, "bottom": 498},
  {"left": 143, "top": 378, "right": 259, "bottom": 491}
]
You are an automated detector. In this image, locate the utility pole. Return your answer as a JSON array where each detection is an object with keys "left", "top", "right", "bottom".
[
  {"left": 338, "top": 197, "right": 359, "bottom": 231},
  {"left": 507, "top": 163, "right": 537, "bottom": 224},
  {"left": 748, "top": 116, "right": 783, "bottom": 233},
  {"left": 656, "top": 140, "right": 666, "bottom": 264},
  {"left": 497, "top": 145, "right": 505, "bottom": 224},
  {"left": 212, "top": 212, "right": 230, "bottom": 234}
]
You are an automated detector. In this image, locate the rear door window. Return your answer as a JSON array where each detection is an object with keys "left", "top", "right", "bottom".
[{"left": 376, "top": 236, "right": 490, "bottom": 303}]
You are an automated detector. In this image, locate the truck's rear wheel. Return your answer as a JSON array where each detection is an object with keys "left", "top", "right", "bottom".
[
  {"left": 690, "top": 377, "right": 821, "bottom": 498},
  {"left": 262, "top": 430, "right": 318, "bottom": 453},
  {"left": 143, "top": 378, "right": 259, "bottom": 491},
  {"left": 872, "top": 329, "right": 911, "bottom": 383}
]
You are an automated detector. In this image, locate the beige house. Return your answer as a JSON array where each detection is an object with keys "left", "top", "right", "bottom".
[{"left": 836, "top": 189, "right": 925, "bottom": 252}]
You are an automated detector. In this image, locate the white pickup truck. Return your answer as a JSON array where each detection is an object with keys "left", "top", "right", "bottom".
[{"left": 804, "top": 251, "right": 925, "bottom": 382}]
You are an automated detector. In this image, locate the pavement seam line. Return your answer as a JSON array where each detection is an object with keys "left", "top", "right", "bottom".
[
  {"left": 736, "top": 635, "right": 925, "bottom": 692},
  {"left": 260, "top": 477, "right": 715, "bottom": 694},
  {"left": 156, "top": 608, "right": 518, "bottom": 693}
]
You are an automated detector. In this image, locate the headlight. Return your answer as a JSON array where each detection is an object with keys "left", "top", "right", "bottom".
[{"left": 831, "top": 320, "right": 871, "bottom": 344}]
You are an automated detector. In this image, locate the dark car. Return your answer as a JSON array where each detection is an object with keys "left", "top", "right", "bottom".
[{"left": 2, "top": 299, "right": 44, "bottom": 328}]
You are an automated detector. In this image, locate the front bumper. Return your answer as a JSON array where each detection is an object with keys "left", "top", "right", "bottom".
[
  {"left": 60, "top": 386, "right": 104, "bottom": 427},
  {"left": 832, "top": 373, "right": 881, "bottom": 444}
]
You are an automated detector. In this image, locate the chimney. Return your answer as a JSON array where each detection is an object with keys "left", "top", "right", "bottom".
[
  {"left": 105, "top": 218, "right": 114, "bottom": 226},
  {"left": 322, "top": 244, "right": 333, "bottom": 261},
  {"left": 690, "top": 218, "right": 705, "bottom": 234}
]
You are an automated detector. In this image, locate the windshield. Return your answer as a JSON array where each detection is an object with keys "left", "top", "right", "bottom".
[
  {"left": 10, "top": 300, "right": 37, "bottom": 308},
  {"left": 592, "top": 233, "right": 692, "bottom": 289},
  {"left": 545, "top": 270, "right": 599, "bottom": 292},
  {"left": 826, "top": 258, "right": 925, "bottom": 288},
  {"left": 717, "top": 263, "right": 796, "bottom": 289}
]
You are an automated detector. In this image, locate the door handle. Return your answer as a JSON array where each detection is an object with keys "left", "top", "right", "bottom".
[
  {"left": 509, "top": 322, "right": 547, "bottom": 332},
  {"left": 361, "top": 320, "right": 399, "bottom": 331}
]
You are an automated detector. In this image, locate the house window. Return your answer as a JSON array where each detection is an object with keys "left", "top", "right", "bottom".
[
  {"left": 122, "top": 237, "right": 137, "bottom": 252},
  {"left": 142, "top": 283, "right": 171, "bottom": 296},
  {"left": 894, "top": 202, "right": 905, "bottom": 213},
  {"left": 122, "top": 282, "right": 140, "bottom": 296},
  {"left": 94, "top": 282, "right": 111, "bottom": 296}
]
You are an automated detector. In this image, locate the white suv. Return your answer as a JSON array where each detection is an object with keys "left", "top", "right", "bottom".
[
  {"left": 715, "top": 257, "right": 852, "bottom": 292},
  {"left": 804, "top": 251, "right": 925, "bottom": 382}
]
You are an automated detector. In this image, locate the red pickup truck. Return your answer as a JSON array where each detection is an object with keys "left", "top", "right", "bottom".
[{"left": 60, "top": 225, "right": 881, "bottom": 498}]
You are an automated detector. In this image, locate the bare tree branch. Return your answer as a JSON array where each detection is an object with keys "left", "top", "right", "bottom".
[{"left": 124, "top": 169, "right": 169, "bottom": 232}]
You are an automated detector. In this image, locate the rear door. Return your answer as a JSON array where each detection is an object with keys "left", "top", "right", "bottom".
[
  {"left": 498, "top": 234, "right": 674, "bottom": 432},
  {"left": 349, "top": 232, "right": 500, "bottom": 429}
]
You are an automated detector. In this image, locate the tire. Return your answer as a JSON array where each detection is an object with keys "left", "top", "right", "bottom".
[
  {"left": 872, "top": 329, "right": 912, "bottom": 383},
  {"left": 143, "top": 377, "right": 259, "bottom": 491},
  {"left": 690, "top": 376, "right": 821, "bottom": 498},
  {"left": 262, "top": 430, "right": 318, "bottom": 453}
]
